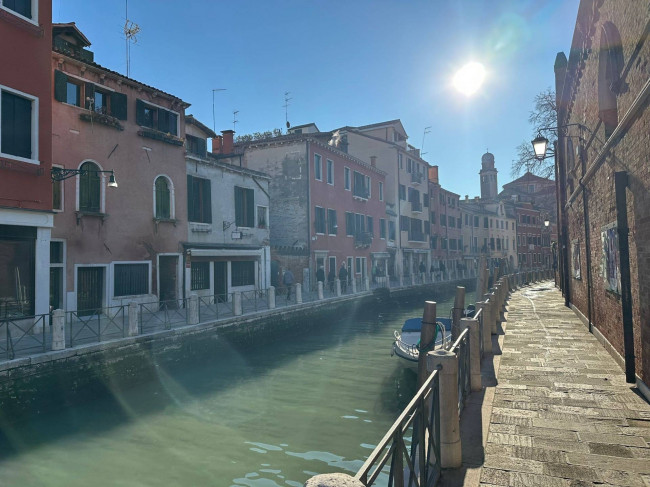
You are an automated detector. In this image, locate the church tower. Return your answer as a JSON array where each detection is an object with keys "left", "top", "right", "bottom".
[{"left": 480, "top": 152, "right": 498, "bottom": 200}]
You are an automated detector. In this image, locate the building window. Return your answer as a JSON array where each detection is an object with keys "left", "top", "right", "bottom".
[
  {"left": 344, "top": 167, "right": 350, "bottom": 190},
  {"left": 388, "top": 221, "right": 396, "bottom": 241},
  {"left": 231, "top": 261, "right": 255, "bottom": 287},
  {"left": 484, "top": 217, "right": 488, "bottom": 228},
  {"left": 407, "top": 158, "right": 412, "bottom": 173},
  {"left": 327, "top": 208, "right": 337, "bottom": 235},
  {"left": 234, "top": 186, "right": 255, "bottom": 228},
  {"left": 154, "top": 176, "right": 172, "bottom": 219},
  {"left": 186, "top": 135, "right": 207, "bottom": 158},
  {"left": 187, "top": 175, "right": 212, "bottom": 223},
  {"left": 440, "top": 214, "right": 447, "bottom": 227},
  {"left": 79, "top": 161, "right": 101, "bottom": 212},
  {"left": 257, "top": 206, "right": 268, "bottom": 229},
  {"left": 66, "top": 80, "right": 81, "bottom": 106},
  {"left": 430, "top": 211, "right": 436, "bottom": 224},
  {"left": 379, "top": 181, "right": 384, "bottom": 201},
  {"left": 474, "top": 216, "right": 479, "bottom": 227},
  {"left": 191, "top": 261, "right": 210, "bottom": 290},
  {"left": 315, "top": 206, "right": 326, "bottom": 234},
  {"left": 366, "top": 216, "right": 373, "bottom": 237},
  {"left": 326, "top": 159, "right": 334, "bottom": 185},
  {"left": 1, "top": 87, "right": 37, "bottom": 162},
  {"left": 353, "top": 171, "right": 369, "bottom": 198},
  {"left": 345, "top": 211, "right": 354, "bottom": 236},
  {"left": 314, "top": 153, "right": 322, "bottom": 181},
  {"left": 1, "top": 0, "right": 35, "bottom": 20},
  {"left": 365, "top": 175, "right": 371, "bottom": 197},
  {"left": 398, "top": 184, "right": 406, "bottom": 201},
  {"left": 114, "top": 263, "right": 149, "bottom": 297},
  {"left": 136, "top": 99, "right": 178, "bottom": 135},
  {"left": 380, "top": 218, "right": 386, "bottom": 239}
]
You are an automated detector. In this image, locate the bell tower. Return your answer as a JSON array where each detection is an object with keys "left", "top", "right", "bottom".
[{"left": 480, "top": 152, "right": 498, "bottom": 200}]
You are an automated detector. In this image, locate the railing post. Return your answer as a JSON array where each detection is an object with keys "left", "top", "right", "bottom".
[
  {"left": 317, "top": 281, "right": 324, "bottom": 300},
  {"left": 451, "top": 286, "right": 465, "bottom": 341},
  {"left": 51, "top": 309, "right": 66, "bottom": 351},
  {"left": 484, "top": 292, "right": 497, "bottom": 334},
  {"left": 427, "top": 350, "right": 462, "bottom": 468},
  {"left": 418, "top": 301, "right": 437, "bottom": 388},
  {"left": 268, "top": 286, "right": 276, "bottom": 309},
  {"left": 295, "top": 284, "right": 303, "bottom": 304},
  {"left": 351, "top": 278, "right": 357, "bottom": 294},
  {"left": 336, "top": 279, "right": 342, "bottom": 297},
  {"left": 188, "top": 293, "right": 199, "bottom": 325},
  {"left": 234, "top": 292, "right": 242, "bottom": 316},
  {"left": 461, "top": 317, "right": 482, "bottom": 392},
  {"left": 128, "top": 301, "right": 139, "bottom": 336},
  {"left": 476, "top": 301, "right": 492, "bottom": 354}
]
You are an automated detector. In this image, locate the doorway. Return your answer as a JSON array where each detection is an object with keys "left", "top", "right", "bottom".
[
  {"left": 215, "top": 262, "right": 227, "bottom": 297},
  {"left": 77, "top": 267, "right": 103, "bottom": 315},
  {"left": 159, "top": 256, "right": 178, "bottom": 303}
]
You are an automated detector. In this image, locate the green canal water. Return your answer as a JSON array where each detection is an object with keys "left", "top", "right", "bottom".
[{"left": 0, "top": 290, "right": 473, "bottom": 486}]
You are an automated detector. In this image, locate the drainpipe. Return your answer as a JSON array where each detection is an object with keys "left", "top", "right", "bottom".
[
  {"left": 556, "top": 140, "right": 570, "bottom": 308},
  {"left": 579, "top": 143, "right": 594, "bottom": 333},
  {"left": 615, "top": 171, "right": 635, "bottom": 383},
  {"left": 306, "top": 140, "right": 312, "bottom": 288}
]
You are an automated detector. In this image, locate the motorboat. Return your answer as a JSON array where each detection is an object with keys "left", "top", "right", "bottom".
[{"left": 391, "top": 317, "right": 452, "bottom": 364}]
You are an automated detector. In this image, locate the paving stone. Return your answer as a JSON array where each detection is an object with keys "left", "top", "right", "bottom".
[
  {"left": 588, "top": 442, "right": 634, "bottom": 457},
  {"left": 543, "top": 462, "right": 601, "bottom": 481},
  {"left": 576, "top": 432, "right": 648, "bottom": 447},
  {"left": 566, "top": 452, "right": 650, "bottom": 474},
  {"left": 515, "top": 426, "right": 579, "bottom": 441},
  {"left": 484, "top": 455, "right": 544, "bottom": 474},
  {"left": 487, "top": 432, "right": 533, "bottom": 447}
]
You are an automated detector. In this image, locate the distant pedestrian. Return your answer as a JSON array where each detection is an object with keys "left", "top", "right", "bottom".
[
  {"left": 283, "top": 269, "right": 295, "bottom": 301},
  {"left": 372, "top": 263, "right": 378, "bottom": 284},
  {"left": 316, "top": 266, "right": 325, "bottom": 285},
  {"left": 328, "top": 267, "right": 336, "bottom": 293},
  {"left": 419, "top": 261, "right": 426, "bottom": 275},
  {"left": 339, "top": 263, "right": 348, "bottom": 292}
]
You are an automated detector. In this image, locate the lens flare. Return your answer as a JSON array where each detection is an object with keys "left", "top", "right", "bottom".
[{"left": 452, "top": 62, "right": 486, "bottom": 96}]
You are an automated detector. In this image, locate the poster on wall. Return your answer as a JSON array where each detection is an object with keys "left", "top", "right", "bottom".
[
  {"left": 571, "top": 240, "right": 581, "bottom": 279},
  {"left": 601, "top": 223, "right": 621, "bottom": 294}
]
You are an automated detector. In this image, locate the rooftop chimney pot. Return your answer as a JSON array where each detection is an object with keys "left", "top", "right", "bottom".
[{"left": 221, "top": 130, "right": 235, "bottom": 155}]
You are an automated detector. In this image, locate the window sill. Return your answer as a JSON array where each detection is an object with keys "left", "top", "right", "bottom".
[
  {"left": 76, "top": 211, "right": 108, "bottom": 225},
  {"left": 138, "top": 128, "right": 184, "bottom": 146},
  {"left": 0, "top": 8, "right": 41, "bottom": 35},
  {"left": 80, "top": 112, "right": 124, "bottom": 131},
  {"left": 190, "top": 222, "right": 212, "bottom": 233},
  {"left": 153, "top": 218, "right": 177, "bottom": 231}
]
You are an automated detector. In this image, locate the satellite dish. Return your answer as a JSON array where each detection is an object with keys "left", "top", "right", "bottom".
[{"left": 286, "top": 121, "right": 291, "bottom": 129}]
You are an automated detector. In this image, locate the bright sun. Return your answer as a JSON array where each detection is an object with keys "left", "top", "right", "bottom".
[{"left": 453, "top": 62, "right": 486, "bottom": 96}]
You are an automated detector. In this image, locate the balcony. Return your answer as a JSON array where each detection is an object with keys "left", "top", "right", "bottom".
[
  {"left": 354, "top": 232, "right": 372, "bottom": 248},
  {"left": 411, "top": 200, "right": 423, "bottom": 213},
  {"left": 53, "top": 37, "right": 94, "bottom": 63},
  {"left": 408, "top": 230, "right": 426, "bottom": 242},
  {"left": 411, "top": 172, "right": 424, "bottom": 185},
  {"left": 353, "top": 185, "right": 370, "bottom": 200}
]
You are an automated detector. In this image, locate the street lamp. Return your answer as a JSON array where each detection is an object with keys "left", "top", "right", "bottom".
[
  {"left": 544, "top": 218, "right": 550, "bottom": 227},
  {"left": 532, "top": 134, "right": 549, "bottom": 160},
  {"left": 51, "top": 168, "right": 118, "bottom": 188}
]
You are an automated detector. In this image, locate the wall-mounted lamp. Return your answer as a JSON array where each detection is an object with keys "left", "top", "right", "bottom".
[
  {"left": 544, "top": 219, "right": 550, "bottom": 227},
  {"left": 51, "top": 167, "right": 118, "bottom": 188}
]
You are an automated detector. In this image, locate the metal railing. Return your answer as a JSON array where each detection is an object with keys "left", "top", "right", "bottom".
[
  {"left": 0, "top": 314, "right": 49, "bottom": 360},
  {"left": 139, "top": 299, "right": 187, "bottom": 333},
  {"left": 67, "top": 305, "right": 126, "bottom": 348},
  {"left": 241, "top": 289, "right": 270, "bottom": 313},
  {"left": 449, "top": 328, "right": 471, "bottom": 414},
  {"left": 198, "top": 293, "right": 234, "bottom": 322},
  {"left": 474, "top": 307, "right": 484, "bottom": 359},
  {"left": 355, "top": 369, "right": 441, "bottom": 487}
]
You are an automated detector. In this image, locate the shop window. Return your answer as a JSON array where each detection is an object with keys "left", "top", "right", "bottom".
[
  {"left": 114, "top": 263, "right": 149, "bottom": 297},
  {"left": 231, "top": 261, "right": 255, "bottom": 287},
  {"left": 191, "top": 262, "right": 210, "bottom": 290}
]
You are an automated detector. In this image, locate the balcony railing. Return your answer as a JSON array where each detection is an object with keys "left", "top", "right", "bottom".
[
  {"left": 354, "top": 232, "right": 373, "bottom": 247},
  {"left": 408, "top": 230, "right": 426, "bottom": 242},
  {"left": 411, "top": 171, "right": 424, "bottom": 184},
  {"left": 53, "top": 37, "right": 94, "bottom": 63},
  {"left": 411, "top": 200, "right": 423, "bottom": 212},
  {"left": 353, "top": 185, "right": 370, "bottom": 199}
]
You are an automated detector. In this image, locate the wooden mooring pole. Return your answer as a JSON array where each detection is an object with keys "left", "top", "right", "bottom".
[{"left": 418, "top": 301, "right": 437, "bottom": 388}]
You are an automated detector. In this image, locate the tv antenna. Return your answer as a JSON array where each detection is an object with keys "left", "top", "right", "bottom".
[
  {"left": 421, "top": 126, "right": 431, "bottom": 155},
  {"left": 212, "top": 88, "right": 227, "bottom": 132},
  {"left": 123, "top": 0, "right": 140, "bottom": 77},
  {"left": 283, "top": 91, "right": 292, "bottom": 129},
  {"left": 233, "top": 110, "right": 239, "bottom": 132}
]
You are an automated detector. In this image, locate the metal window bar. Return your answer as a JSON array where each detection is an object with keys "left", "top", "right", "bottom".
[
  {"left": 355, "top": 369, "right": 441, "bottom": 487},
  {"left": 68, "top": 309, "right": 102, "bottom": 347},
  {"left": 1, "top": 314, "right": 48, "bottom": 360}
]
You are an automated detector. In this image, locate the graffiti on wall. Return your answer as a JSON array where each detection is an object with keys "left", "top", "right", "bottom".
[
  {"left": 571, "top": 240, "right": 581, "bottom": 280},
  {"left": 601, "top": 223, "right": 620, "bottom": 294}
]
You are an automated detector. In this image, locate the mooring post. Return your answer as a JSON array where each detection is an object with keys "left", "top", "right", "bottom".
[
  {"left": 461, "top": 317, "right": 482, "bottom": 392},
  {"left": 351, "top": 278, "right": 357, "bottom": 294},
  {"left": 52, "top": 309, "right": 65, "bottom": 351},
  {"left": 418, "top": 301, "right": 437, "bottom": 388},
  {"left": 427, "top": 349, "right": 462, "bottom": 468},
  {"left": 484, "top": 292, "right": 496, "bottom": 334},
  {"left": 365, "top": 276, "right": 370, "bottom": 291},
  {"left": 268, "top": 286, "right": 276, "bottom": 309},
  {"left": 295, "top": 284, "right": 303, "bottom": 304},
  {"left": 336, "top": 279, "right": 342, "bottom": 297},
  {"left": 317, "top": 281, "right": 324, "bottom": 300},
  {"left": 127, "top": 301, "right": 139, "bottom": 336},
  {"left": 188, "top": 294, "right": 199, "bottom": 325},
  {"left": 476, "top": 301, "right": 492, "bottom": 354},
  {"left": 234, "top": 292, "right": 242, "bottom": 316},
  {"left": 451, "top": 286, "right": 465, "bottom": 341}
]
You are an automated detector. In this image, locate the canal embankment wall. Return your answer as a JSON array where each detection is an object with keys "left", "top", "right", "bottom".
[{"left": 0, "top": 279, "right": 474, "bottom": 421}]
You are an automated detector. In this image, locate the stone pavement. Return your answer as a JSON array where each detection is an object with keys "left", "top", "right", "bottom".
[{"left": 479, "top": 282, "right": 650, "bottom": 487}]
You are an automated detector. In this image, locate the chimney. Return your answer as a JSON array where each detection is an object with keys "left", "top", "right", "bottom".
[
  {"left": 428, "top": 165, "right": 439, "bottom": 184},
  {"left": 370, "top": 156, "right": 377, "bottom": 167},
  {"left": 465, "top": 195, "right": 469, "bottom": 201},
  {"left": 212, "top": 136, "right": 223, "bottom": 155},
  {"left": 474, "top": 196, "right": 479, "bottom": 201},
  {"left": 221, "top": 130, "right": 235, "bottom": 154}
]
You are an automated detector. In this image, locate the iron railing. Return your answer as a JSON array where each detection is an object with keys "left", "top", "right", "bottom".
[
  {"left": 139, "top": 299, "right": 187, "bottom": 333},
  {"left": 198, "top": 293, "right": 234, "bottom": 323},
  {"left": 355, "top": 369, "right": 441, "bottom": 487},
  {"left": 67, "top": 305, "right": 126, "bottom": 347},
  {"left": 449, "top": 328, "right": 471, "bottom": 414},
  {"left": 0, "top": 313, "right": 49, "bottom": 359},
  {"left": 241, "top": 289, "right": 270, "bottom": 313}
]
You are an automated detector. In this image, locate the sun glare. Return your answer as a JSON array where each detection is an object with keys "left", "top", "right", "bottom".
[{"left": 453, "top": 62, "right": 486, "bottom": 96}]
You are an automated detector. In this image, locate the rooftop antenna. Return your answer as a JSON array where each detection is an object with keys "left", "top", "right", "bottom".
[
  {"left": 123, "top": 0, "right": 140, "bottom": 77},
  {"left": 212, "top": 88, "right": 227, "bottom": 132},
  {"left": 283, "top": 91, "right": 292, "bottom": 129},
  {"left": 421, "top": 126, "right": 431, "bottom": 155},
  {"left": 233, "top": 110, "right": 239, "bottom": 132}
]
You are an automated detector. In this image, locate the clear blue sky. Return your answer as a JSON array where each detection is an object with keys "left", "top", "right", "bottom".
[{"left": 53, "top": 0, "right": 579, "bottom": 197}]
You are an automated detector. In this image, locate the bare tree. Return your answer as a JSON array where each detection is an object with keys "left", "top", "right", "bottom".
[{"left": 511, "top": 88, "right": 558, "bottom": 179}]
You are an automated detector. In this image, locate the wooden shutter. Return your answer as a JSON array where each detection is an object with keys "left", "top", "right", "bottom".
[
  {"left": 136, "top": 99, "right": 145, "bottom": 126},
  {"left": 203, "top": 178, "right": 212, "bottom": 223},
  {"left": 111, "top": 92, "right": 127, "bottom": 120},
  {"left": 197, "top": 137, "right": 207, "bottom": 157},
  {"left": 187, "top": 175, "right": 195, "bottom": 221},
  {"left": 84, "top": 83, "right": 95, "bottom": 110},
  {"left": 246, "top": 188, "right": 254, "bottom": 227},
  {"left": 234, "top": 187, "right": 243, "bottom": 226},
  {"left": 158, "top": 109, "right": 170, "bottom": 132},
  {"left": 54, "top": 70, "right": 68, "bottom": 102}
]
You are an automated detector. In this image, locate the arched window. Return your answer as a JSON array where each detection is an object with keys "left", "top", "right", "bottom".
[
  {"left": 598, "top": 22, "right": 625, "bottom": 139},
  {"left": 79, "top": 161, "right": 101, "bottom": 212},
  {"left": 153, "top": 175, "right": 175, "bottom": 220}
]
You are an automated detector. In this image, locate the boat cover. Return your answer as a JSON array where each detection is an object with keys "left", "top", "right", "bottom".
[{"left": 401, "top": 317, "right": 452, "bottom": 333}]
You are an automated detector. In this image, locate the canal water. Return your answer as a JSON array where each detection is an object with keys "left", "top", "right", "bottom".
[{"left": 0, "top": 290, "right": 473, "bottom": 486}]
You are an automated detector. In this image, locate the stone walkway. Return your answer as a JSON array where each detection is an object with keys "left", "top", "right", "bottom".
[{"left": 480, "top": 283, "right": 650, "bottom": 487}]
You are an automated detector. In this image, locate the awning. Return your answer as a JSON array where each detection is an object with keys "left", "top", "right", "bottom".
[
  {"left": 371, "top": 252, "right": 390, "bottom": 258},
  {"left": 188, "top": 248, "right": 264, "bottom": 258}
]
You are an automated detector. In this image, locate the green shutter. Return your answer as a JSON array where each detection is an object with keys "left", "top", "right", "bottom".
[
  {"left": 246, "top": 188, "right": 254, "bottom": 227},
  {"left": 111, "top": 92, "right": 127, "bottom": 120},
  {"left": 54, "top": 70, "right": 67, "bottom": 102},
  {"left": 158, "top": 109, "right": 169, "bottom": 132},
  {"left": 197, "top": 137, "right": 207, "bottom": 157},
  {"left": 203, "top": 178, "right": 212, "bottom": 223},
  {"left": 84, "top": 83, "right": 95, "bottom": 110},
  {"left": 187, "top": 175, "right": 194, "bottom": 221},
  {"left": 136, "top": 99, "right": 145, "bottom": 126},
  {"left": 234, "top": 187, "right": 243, "bottom": 226}
]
